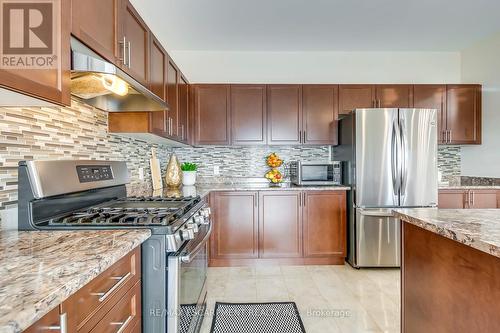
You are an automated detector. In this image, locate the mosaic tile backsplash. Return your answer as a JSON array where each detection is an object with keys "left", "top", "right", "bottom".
[{"left": 0, "top": 99, "right": 462, "bottom": 215}]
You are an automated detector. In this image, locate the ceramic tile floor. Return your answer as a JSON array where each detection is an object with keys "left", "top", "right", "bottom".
[{"left": 200, "top": 264, "right": 400, "bottom": 333}]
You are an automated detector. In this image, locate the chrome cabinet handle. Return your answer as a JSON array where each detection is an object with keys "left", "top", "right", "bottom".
[
  {"left": 127, "top": 41, "right": 131, "bottom": 69},
  {"left": 111, "top": 315, "right": 133, "bottom": 333},
  {"left": 91, "top": 272, "right": 131, "bottom": 302},
  {"left": 448, "top": 130, "right": 452, "bottom": 143},
  {"left": 119, "top": 37, "right": 127, "bottom": 66},
  {"left": 181, "top": 125, "right": 185, "bottom": 140},
  {"left": 471, "top": 190, "right": 475, "bottom": 207},
  {"left": 303, "top": 130, "right": 306, "bottom": 143},
  {"left": 44, "top": 313, "right": 67, "bottom": 333}
]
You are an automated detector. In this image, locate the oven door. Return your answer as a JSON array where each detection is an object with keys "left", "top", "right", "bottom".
[{"left": 168, "top": 223, "right": 211, "bottom": 333}]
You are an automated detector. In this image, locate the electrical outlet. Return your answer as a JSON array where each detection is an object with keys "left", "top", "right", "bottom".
[
  {"left": 138, "top": 167, "right": 144, "bottom": 180},
  {"left": 213, "top": 165, "right": 220, "bottom": 175}
]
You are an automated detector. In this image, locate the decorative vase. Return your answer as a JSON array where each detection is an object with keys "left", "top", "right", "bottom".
[
  {"left": 165, "top": 153, "right": 182, "bottom": 188},
  {"left": 182, "top": 171, "right": 197, "bottom": 186}
]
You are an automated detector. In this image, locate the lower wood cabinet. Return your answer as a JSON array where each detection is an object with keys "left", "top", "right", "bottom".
[
  {"left": 210, "top": 191, "right": 259, "bottom": 260},
  {"left": 259, "top": 191, "right": 302, "bottom": 258},
  {"left": 303, "top": 191, "right": 346, "bottom": 258},
  {"left": 24, "top": 248, "right": 141, "bottom": 333},
  {"left": 209, "top": 190, "right": 347, "bottom": 265},
  {"left": 438, "top": 189, "right": 498, "bottom": 209}
]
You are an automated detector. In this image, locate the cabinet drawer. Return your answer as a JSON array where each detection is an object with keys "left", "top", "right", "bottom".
[
  {"left": 64, "top": 247, "right": 141, "bottom": 332},
  {"left": 90, "top": 280, "right": 142, "bottom": 333}
]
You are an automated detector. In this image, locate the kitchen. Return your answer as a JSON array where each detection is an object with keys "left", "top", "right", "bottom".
[{"left": 1, "top": 1, "right": 500, "bottom": 333}]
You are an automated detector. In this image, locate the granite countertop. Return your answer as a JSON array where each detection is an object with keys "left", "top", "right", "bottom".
[
  {"left": 0, "top": 229, "right": 151, "bottom": 333},
  {"left": 439, "top": 185, "right": 500, "bottom": 190},
  {"left": 393, "top": 208, "right": 500, "bottom": 258}
]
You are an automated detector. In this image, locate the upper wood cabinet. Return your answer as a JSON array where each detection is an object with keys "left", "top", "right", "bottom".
[
  {"left": 166, "top": 59, "right": 179, "bottom": 138},
  {"left": 0, "top": 0, "right": 71, "bottom": 106},
  {"left": 376, "top": 84, "right": 413, "bottom": 108},
  {"left": 338, "top": 84, "right": 375, "bottom": 115},
  {"left": 259, "top": 191, "right": 303, "bottom": 258},
  {"left": 71, "top": 0, "right": 119, "bottom": 63},
  {"left": 210, "top": 192, "right": 259, "bottom": 261},
  {"left": 193, "top": 85, "right": 230, "bottom": 145},
  {"left": 178, "top": 75, "right": 189, "bottom": 143},
  {"left": 267, "top": 85, "right": 303, "bottom": 144},
  {"left": 302, "top": 85, "right": 339, "bottom": 145},
  {"left": 149, "top": 35, "right": 167, "bottom": 101},
  {"left": 230, "top": 85, "right": 267, "bottom": 145},
  {"left": 120, "top": 0, "right": 149, "bottom": 86},
  {"left": 445, "top": 85, "right": 481, "bottom": 145},
  {"left": 413, "top": 85, "right": 447, "bottom": 144},
  {"left": 303, "top": 191, "right": 346, "bottom": 258}
]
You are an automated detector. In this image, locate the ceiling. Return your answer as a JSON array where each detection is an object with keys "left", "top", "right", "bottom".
[{"left": 131, "top": 0, "right": 500, "bottom": 52}]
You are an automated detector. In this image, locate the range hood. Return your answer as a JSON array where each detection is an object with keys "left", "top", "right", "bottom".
[{"left": 70, "top": 37, "right": 168, "bottom": 112}]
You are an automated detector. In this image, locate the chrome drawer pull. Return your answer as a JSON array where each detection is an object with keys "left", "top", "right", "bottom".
[
  {"left": 110, "top": 315, "right": 133, "bottom": 333},
  {"left": 91, "top": 272, "right": 131, "bottom": 302},
  {"left": 44, "top": 313, "right": 67, "bottom": 333}
]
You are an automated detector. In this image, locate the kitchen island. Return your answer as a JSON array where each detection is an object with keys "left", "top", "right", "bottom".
[
  {"left": 0, "top": 229, "right": 150, "bottom": 333},
  {"left": 394, "top": 208, "right": 500, "bottom": 333}
]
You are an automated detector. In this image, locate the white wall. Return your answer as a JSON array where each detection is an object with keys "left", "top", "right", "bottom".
[
  {"left": 460, "top": 33, "right": 500, "bottom": 177},
  {"left": 170, "top": 50, "right": 461, "bottom": 84}
]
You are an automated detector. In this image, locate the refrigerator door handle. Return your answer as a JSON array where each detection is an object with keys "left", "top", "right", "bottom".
[
  {"left": 399, "top": 117, "right": 408, "bottom": 198},
  {"left": 391, "top": 119, "right": 401, "bottom": 196}
]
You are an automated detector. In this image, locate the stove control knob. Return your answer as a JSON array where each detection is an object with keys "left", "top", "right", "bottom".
[
  {"left": 201, "top": 207, "right": 211, "bottom": 217},
  {"left": 186, "top": 221, "right": 199, "bottom": 233},
  {"left": 181, "top": 228, "right": 195, "bottom": 240},
  {"left": 193, "top": 215, "right": 204, "bottom": 225}
]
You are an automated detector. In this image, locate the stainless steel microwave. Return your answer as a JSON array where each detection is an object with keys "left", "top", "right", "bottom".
[{"left": 289, "top": 161, "right": 341, "bottom": 186}]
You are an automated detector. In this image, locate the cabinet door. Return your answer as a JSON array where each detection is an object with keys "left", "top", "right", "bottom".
[
  {"left": 469, "top": 190, "right": 498, "bottom": 209},
  {"left": 149, "top": 35, "right": 166, "bottom": 101},
  {"left": 446, "top": 85, "right": 481, "bottom": 144},
  {"left": 302, "top": 85, "right": 339, "bottom": 145},
  {"left": 71, "top": 0, "right": 119, "bottom": 63},
  {"left": 231, "top": 85, "right": 267, "bottom": 145},
  {"left": 24, "top": 306, "right": 63, "bottom": 333},
  {"left": 338, "top": 85, "right": 375, "bottom": 115},
  {"left": 413, "top": 85, "right": 447, "bottom": 144},
  {"left": 193, "top": 85, "right": 230, "bottom": 145},
  {"left": 178, "top": 75, "right": 189, "bottom": 142},
  {"left": 303, "top": 191, "right": 346, "bottom": 258},
  {"left": 210, "top": 192, "right": 259, "bottom": 259},
  {"left": 376, "top": 85, "right": 413, "bottom": 108},
  {"left": 0, "top": 0, "right": 70, "bottom": 106},
  {"left": 166, "top": 59, "right": 179, "bottom": 138},
  {"left": 267, "top": 85, "right": 302, "bottom": 144},
  {"left": 438, "top": 190, "right": 466, "bottom": 208},
  {"left": 121, "top": 0, "right": 149, "bottom": 85},
  {"left": 259, "top": 191, "right": 302, "bottom": 258}
]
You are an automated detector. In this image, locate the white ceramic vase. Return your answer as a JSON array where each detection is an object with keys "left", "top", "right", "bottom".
[{"left": 182, "top": 171, "right": 197, "bottom": 186}]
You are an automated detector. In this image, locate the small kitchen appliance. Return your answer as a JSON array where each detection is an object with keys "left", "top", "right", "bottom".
[{"left": 289, "top": 161, "right": 342, "bottom": 186}]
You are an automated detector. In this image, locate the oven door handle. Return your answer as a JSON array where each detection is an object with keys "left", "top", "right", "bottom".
[{"left": 180, "top": 223, "right": 212, "bottom": 263}]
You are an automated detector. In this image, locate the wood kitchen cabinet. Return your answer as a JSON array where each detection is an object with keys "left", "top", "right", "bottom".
[
  {"left": 166, "top": 58, "right": 179, "bottom": 138},
  {"left": 0, "top": 0, "right": 71, "bottom": 106},
  {"left": 178, "top": 75, "right": 189, "bottom": 143},
  {"left": 338, "top": 85, "right": 375, "bottom": 115},
  {"left": 71, "top": 0, "right": 119, "bottom": 64},
  {"left": 259, "top": 191, "right": 303, "bottom": 258},
  {"left": 210, "top": 192, "right": 259, "bottom": 262},
  {"left": 438, "top": 189, "right": 498, "bottom": 209},
  {"left": 302, "top": 85, "right": 339, "bottom": 145},
  {"left": 267, "top": 85, "right": 303, "bottom": 144},
  {"left": 120, "top": 0, "right": 150, "bottom": 86},
  {"left": 231, "top": 85, "right": 267, "bottom": 145},
  {"left": 193, "top": 85, "right": 231, "bottom": 145},
  {"left": 445, "top": 85, "right": 481, "bottom": 144},
  {"left": 303, "top": 191, "right": 346, "bottom": 259},
  {"left": 149, "top": 35, "right": 167, "bottom": 101},
  {"left": 413, "top": 85, "right": 447, "bottom": 144},
  {"left": 376, "top": 84, "right": 413, "bottom": 108},
  {"left": 24, "top": 248, "right": 141, "bottom": 333}
]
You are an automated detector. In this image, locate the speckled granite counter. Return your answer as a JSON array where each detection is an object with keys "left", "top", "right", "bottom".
[
  {"left": 439, "top": 185, "right": 500, "bottom": 190},
  {"left": 393, "top": 208, "right": 500, "bottom": 258},
  {"left": 0, "top": 229, "right": 151, "bottom": 333},
  {"left": 129, "top": 182, "right": 350, "bottom": 199}
]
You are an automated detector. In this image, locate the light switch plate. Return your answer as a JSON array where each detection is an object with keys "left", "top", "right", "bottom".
[
  {"left": 138, "top": 167, "right": 144, "bottom": 180},
  {"left": 213, "top": 165, "right": 220, "bottom": 175}
]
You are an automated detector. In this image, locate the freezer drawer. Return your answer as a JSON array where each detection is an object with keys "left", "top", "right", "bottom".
[{"left": 355, "top": 208, "right": 400, "bottom": 267}]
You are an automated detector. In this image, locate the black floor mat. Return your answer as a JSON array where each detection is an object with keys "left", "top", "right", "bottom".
[{"left": 210, "top": 302, "right": 306, "bottom": 333}]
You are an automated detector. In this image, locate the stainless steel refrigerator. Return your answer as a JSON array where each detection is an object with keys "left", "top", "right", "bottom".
[{"left": 333, "top": 108, "right": 438, "bottom": 268}]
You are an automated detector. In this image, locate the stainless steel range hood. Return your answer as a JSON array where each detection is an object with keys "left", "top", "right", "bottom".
[{"left": 70, "top": 37, "right": 168, "bottom": 112}]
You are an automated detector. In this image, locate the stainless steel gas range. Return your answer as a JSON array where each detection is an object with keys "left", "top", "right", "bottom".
[{"left": 17, "top": 160, "right": 212, "bottom": 333}]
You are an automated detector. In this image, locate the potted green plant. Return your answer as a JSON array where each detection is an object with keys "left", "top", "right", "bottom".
[{"left": 181, "top": 162, "right": 197, "bottom": 186}]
